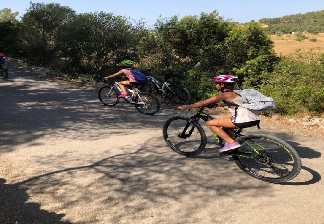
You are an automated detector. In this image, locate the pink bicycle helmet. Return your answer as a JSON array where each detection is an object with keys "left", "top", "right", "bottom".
[{"left": 212, "top": 74, "right": 237, "bottom": 84}]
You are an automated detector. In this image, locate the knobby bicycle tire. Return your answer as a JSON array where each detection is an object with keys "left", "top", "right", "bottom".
[
  {"left": 234, "top": 134, "right": 301, "bottom": 183},
  {"left": 135, "top": 93, "right": 160, "bottom": 115},
  {"left": 98, "top": 85, "right": 119, "bottom": 106},
  {"left": 163, "top": 116, "right": 207, "bottom": 157}
]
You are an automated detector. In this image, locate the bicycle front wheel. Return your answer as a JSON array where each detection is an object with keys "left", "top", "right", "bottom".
[
  {"left": 98, "top": 85, "right": 119, "bottom": 106},
  {"left": 163, "top": 116, "right": 207, "bottom": 157},
  {"left": 235, "top": 134, "right": 302, "bottom": 183}
]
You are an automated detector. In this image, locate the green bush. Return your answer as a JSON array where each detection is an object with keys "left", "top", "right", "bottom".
[
  {"left": 19, "top": 3, "right": 76, "bottom": 65},
  {"left": 260, "top": 52, "right": 324, "bottom": 114},
  {"left": 233, "top": 54, "right": 279, "bottom": 87},
  {"left": 1, "top": 3, "right": 278, "bottom": 107},
  {"left": 0, "top": 21, "right": 20, "bottom": 56},
  {"left": 56, "top": 12, "right": 141, "bottom": 74},
  {"left": 151, "top": 17, "right": 276, "bottom": 98},
  {"left": 0, "top": 9, "right": 20, "bottom": 56}
]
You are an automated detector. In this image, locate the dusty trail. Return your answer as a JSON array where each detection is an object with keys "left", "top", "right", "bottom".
[{"left": 0, "top": 61, "right": 323, "bottom": 224}]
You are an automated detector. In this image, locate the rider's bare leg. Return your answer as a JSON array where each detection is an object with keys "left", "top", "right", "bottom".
[
  {"left": 206, "top": 117, "right": 236, "bottom": 144},
  {"left": 119, "top": 81, "right": 131, "bottom": 95}
]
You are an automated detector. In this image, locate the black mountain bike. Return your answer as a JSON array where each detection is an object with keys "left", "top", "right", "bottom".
[
  {"left": 163, "top": 107, "right": 302, "bottom": 183},
  {"left": 98, "top": 80, "right": 160, "bottom": 115},
  {"left": 146, "top": 76, "right": 191, "bottom": 104}
]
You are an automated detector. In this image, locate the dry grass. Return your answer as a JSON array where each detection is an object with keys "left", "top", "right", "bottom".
[{"left": 271, "top": 33, "right": 324, "bottom": 56}]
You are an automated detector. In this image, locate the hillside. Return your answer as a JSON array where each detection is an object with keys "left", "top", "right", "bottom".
[
  {"left": 271, "top": 32, "right": 324, "bottom": 56},
  {"left": 260, "top": 10, "right": 324, "bottom": 34}
]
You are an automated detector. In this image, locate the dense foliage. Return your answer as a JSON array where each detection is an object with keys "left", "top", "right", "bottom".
[
  {"left": 0, "top": 3, "right": 322, "bottom": 114},
  {"left": 260, "top": 10, "right": 324, "bottom": 34},
  {"left": 0, "top": 8, "right": 20, "bottom": 55},
  {"left": 260, "top": 52, "right": 324, "bottom": 114},
  {"left": 0, "top": 8, "right": 18, "bottom": 23}
]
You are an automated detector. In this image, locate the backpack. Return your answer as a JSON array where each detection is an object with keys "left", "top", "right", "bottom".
[
  {"left": 131, "top": 69, "right": 147, "bottom": 83},
  {"left": 234, "top": 89, "right": 276, "bottom": 114}
]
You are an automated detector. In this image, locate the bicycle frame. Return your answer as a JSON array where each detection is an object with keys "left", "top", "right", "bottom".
[
  {"left": 147, "top": 76, "right": 162, "bottom": 91},
  {"left": 147, "top": 76, "right": 175, "bottom": 96},
  {"left": 108, "top": 81, "right": 143, "bottom": 105},
  {"left": 183, "top": 107, "right": 266, "bottom": 157},
  {"left": 164, "top": 107, "right": 301, "bottom": 182},
  {"left": 162, "top": 81, "right": 176, "bottom": 96}
]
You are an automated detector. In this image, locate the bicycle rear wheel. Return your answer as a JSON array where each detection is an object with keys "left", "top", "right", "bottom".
[
  {"left": 163, "top": 116, "right": 207, "bottom": 157},
  {"left": 98, "top": 85, "right": 119, "bottom": 106},
  {"left": 234, "top": 134, "right": 301, "bottom": 183},
  {"left": 135, "top": 93, "right": 160, "bottom": 115}
]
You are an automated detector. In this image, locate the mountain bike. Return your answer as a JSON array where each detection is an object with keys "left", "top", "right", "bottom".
[
  {"left": 98, "top": 80, "right": 160, "bottom": 115},
  {"left": 163, "top": 107, "right": 302, "bottom": 183},
  {"left": 146, "top": 75, "right": 191, "bottom": 104}
]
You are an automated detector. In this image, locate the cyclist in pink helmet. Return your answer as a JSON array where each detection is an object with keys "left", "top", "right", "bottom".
[{"left": 178, "top": 74, "right": 259, "bottom": 153}]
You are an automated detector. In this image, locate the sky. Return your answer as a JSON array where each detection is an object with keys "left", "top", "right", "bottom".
[{"left": 2, "top": 0, "right": 324, "bottom": 26}]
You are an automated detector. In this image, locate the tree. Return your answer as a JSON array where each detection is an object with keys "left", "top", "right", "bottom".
[
  {"left": 0, "top": 21, "right": 20, "bottom": 55},
  {"left": 0, "top": 8, "right": 18, "bottom": 23},
  {"left": 20, "top": 2, "right": 75, "bottom": 65},
  {"left": 56, "top": 12, "right": 142, "bottom": 73},
  {"left": 0, "top": 9, "right": 20, "bottom": 55}
]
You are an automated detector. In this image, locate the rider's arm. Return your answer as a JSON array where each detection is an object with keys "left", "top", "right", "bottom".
[
  {"left": 189, "top": 95, "right": 223, "bottom": 109},
  {"left": 104, "top": 71, "right": 124, "bottom": 79}
]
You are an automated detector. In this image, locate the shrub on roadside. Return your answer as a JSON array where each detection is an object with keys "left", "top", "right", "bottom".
[
  {"left": 1, "top": 3, "right": 279, "bottom": 107},
  {"left": 260, "top": 52, "right": 324, "bottom": 114}
]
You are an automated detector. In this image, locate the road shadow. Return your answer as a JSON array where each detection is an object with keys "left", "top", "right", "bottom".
[
  {"left": 286, "top": 140, "right": 322, "bottom": 159},
  {"left": 278, "top": 165, "right": 321, "bottom": 185},
  {"left": 11, "top": 134, "right": 321, "bottom": 222},
  {"left": 0, "top": 178, "right": 70, "bottom": 224},
  {"left": 194, "top": 134, "right": 321, "bottom": 185},
  {"left": 0, "top": 62, "right": 175, "bottom": 153},
  {"left": 253, "top": 131, "right": 322, "bottom": 159},
  {"left": 13, "top": 136, "right": 273, "bottom": 223}
]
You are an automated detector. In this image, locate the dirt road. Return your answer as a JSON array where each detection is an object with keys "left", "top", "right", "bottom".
[{"left": 0, "top": 61, "right": 323, "bottom": 224}]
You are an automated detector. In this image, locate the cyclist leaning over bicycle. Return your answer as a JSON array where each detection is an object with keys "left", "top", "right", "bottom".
[
  {"left": 104, "top": 59, "right": 146, "bottom": 100},
  {"left": 177, "top": 74, "right": 260, "bottom": 153}
]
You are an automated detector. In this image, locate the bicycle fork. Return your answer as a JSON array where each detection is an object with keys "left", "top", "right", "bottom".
[{"left": 178, "top": 120, "right": 196, "bottom": 138}]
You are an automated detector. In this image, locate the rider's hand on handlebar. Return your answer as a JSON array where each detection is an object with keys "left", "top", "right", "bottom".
[{"left": 177, "top": 105, "right": 191, "bottom": 110}]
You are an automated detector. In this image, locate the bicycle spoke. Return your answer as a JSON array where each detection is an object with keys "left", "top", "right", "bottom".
[
  {"left": 98, "top": 86, "right": 118, "bottom": 106},
  {"left": 236, "top": 134, "right": 301, "bottom": 183},
  {"left": 163, "top": 117, "right": 206, "bottom": 156},
  {"left": 135, "top": 93, "right": 160, "bottom": 115}
]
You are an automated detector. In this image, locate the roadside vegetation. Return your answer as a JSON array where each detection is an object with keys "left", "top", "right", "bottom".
[{"left": 0, "top": 3, "right": 323, "bottom": 115}]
